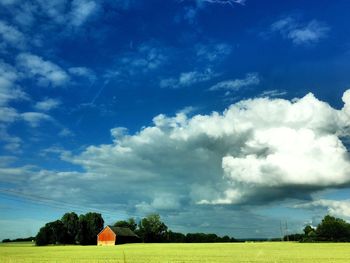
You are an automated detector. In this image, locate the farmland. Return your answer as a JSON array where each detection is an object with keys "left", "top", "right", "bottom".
[{"left": 1, "top": 242, "right": 350, "bottom": 263}]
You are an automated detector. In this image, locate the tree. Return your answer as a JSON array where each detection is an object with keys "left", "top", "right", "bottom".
[
  {"left": 36, "top": 225, "right": 52, "bottom": 246},
  {"left": 77, "top": 212, "right": 104, "bottom": 245},
  {"left": 35, "top": 220, "right": 68, "bottom": 245},
  {"left": 316, "top": 215, "right": 350, "bottom": 242},
  {"left": 303, "top": 225, "right": 314, "bottom": 236},
  {"left": 61, "top": 212, "right": 79, "bottom": 244},
  {"left": 138, "top": 214, "right": 168, "bottom": 242},
  {"left": 114, "top": 218, "right": 137, "bottom": 232},
  {"left": 166, "top": 231, "right": 186, "bottom": 243}
]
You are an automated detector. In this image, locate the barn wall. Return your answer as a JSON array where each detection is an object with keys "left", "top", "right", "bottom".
[{"left": 97, "top": 227, "right": 116, "bottom": 246}]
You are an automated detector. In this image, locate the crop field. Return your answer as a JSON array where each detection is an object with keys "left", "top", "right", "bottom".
[{"left": 1, "top": 242, "right": 350, "bottom": 263}]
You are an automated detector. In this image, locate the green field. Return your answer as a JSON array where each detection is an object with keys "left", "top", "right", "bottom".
[{"left": 1, "top": 242, "right": 350, "bottom": 263}]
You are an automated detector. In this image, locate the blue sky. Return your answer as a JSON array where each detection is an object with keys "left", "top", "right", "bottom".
[{"left": 1, "top": 0, "right": 350, "bottom": 240}]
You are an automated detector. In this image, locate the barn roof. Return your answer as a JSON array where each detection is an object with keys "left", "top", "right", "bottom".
[{"left": 108, "top": 226, "right": 139, "bottom": 237}]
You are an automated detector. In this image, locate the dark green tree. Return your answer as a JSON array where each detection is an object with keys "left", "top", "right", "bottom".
[
  {"left": 114, "top": 218, "right": 137, "bottom": 232},
  {"left": 138, "top": 214, "right": 168, "bottom": 242},
  {"left": 77, "top": 212, "right": 104, "bottom": 245},
  {"left": 61, "top": 212, "right": 79, "bottom": 244},
  {"left": 36, "top": 220, "right": 68, "bottom": 245},
  {"left": 316, "top": 215, "right": 350, "bottom": 242},
  {"left": 36, "top": 225, "right": 52, "bottom": 246},
  {"left": 303, "top": 225, "right": 314, "bottom": 236},
  {"left": 76, "top": 214, "right": 89, "bottom": 245}
]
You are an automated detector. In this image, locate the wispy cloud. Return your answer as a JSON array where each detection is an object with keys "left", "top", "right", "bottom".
[
  {"left": 0, "top": 20, "right": 26, "bottom": 50},
  {"left": 16, "top": 53, "right": 70, "bottom": 87},
  {"left": 196, "top": 42, "right": 232, "bottom": 62},
  {"left": 259, "top": 89, "right": 287, "bottom": 98},
  {"left": 209, "top": 72, "right": 259, "bottom": 91},
  {"left": 21, "top": 112, "right": 54, "bottom": 127},
  {"left": 160, "top": 68, "right": 216, "bottom": 88},
  {"left": 196, "top": 0, "right": 246, "bottom": 7},
  {"left": 271, "top": 17, "right": 330, "bottom": 45},
  {"left": 34, "top": 98, "right": 61, "bottom": 112},
  {"left": 70, "top": 0, "right": 99, "bottom": 27},
  {"left": 0, "top": 61, "right": 27, "bottom": 106}
]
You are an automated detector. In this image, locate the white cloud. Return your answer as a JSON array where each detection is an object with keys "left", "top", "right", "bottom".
[
  {"left": 3, "top": 90, "right": 350, "bottom": 224},
  {"left": 0, "top": 61, "right": 27, "bottom": 106},
  {"left": 161, "top": 69, "right": 216, "bottom": 88},
  {"left": 122, "top": 43, "right": 166, "bottom": 73},
  {"left": 0, "top": 107, "right": 18, "bottom": 123},
  {"left": 196, "top": 43, "right": 232, "bottom": 62},
  {"left": 209, "top": 72, "right": 259, "bottom": 91},
  {"left": 50, "top": 89, "right": 350, "bottom": 208},
  {"left": 16, "top": 53, "right": 70, "bottom": 87},
  {"left": 0, "top": 124, "right": 21, "bottom": 153},
  {"left": 260, "top": 89, "right": 287, "bottom": 98},
  {"left": 288, "top": 21, "right": 329, "bottom": 45},
  {"left": 296, "top": 199, "right": 350, "bottom": 219},
  {"left": 271, "top": 17, "right": 329, "bottom": 45},
  {"left": 34, "top": 98, "right": 61, "bottom": 111},
  {"left": 70, "top": 0, "right": 98, "bottom": 27},
  {"left": 196, "top": 0, "right": 246, "bottom": 7},
  {"left": 21, "top": 112, "right": 54, "bottom": 127},
  {"left": 0, "top": 20, "right": 26, "bottom": 50},
  {"left": 68, "top": 66, "right": 96, "bottom": 82}
]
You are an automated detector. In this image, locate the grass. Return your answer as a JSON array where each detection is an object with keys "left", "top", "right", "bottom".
[{"left": 1, "top": 242, "right": 350, "bottom": 262}]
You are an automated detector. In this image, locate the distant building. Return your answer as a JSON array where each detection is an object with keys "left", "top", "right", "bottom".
[{"left": 97, "top": 226, "right": 140, "bottom": 246}]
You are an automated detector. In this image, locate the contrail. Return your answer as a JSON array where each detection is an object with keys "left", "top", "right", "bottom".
[{"left": 75, "top": 79, "right": 109, "bottom": 127}]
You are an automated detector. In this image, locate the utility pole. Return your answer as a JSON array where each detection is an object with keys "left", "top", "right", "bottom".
[
  {"left": 285, "top": 221, "right": 289, "bottom": 241},
  {"left": 280, "top": 220, "right": 284, "bottom": 241}
]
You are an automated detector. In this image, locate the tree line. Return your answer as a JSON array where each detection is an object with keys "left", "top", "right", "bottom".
[
  {"left": 114, "top": 214, "right": 236, "bottom": 243},
  {"left": 284, "top": 215, "right": 350, "bottom": 242},
  {"left": 36, "top": 212, "right": 104, "bottom": 246},
  {"left": 35, "top": 212, "right": 236, "bottom": 246}
]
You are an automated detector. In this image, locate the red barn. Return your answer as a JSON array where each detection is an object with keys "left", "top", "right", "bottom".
[{"left": 97, "top": 226, "right": 139, "bottom": 246}]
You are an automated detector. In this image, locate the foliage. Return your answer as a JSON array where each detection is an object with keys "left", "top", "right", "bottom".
[
  {"left": 166, "top": 231, "right": 186, "bottom": 243},
  {"left": 285, "top": 215, "right": 350, "bottom": 242},
  {"left": 2, "top": 237, "right": 34, "bottom": 243},
  {"left": 185, "top": 233, "right": 236, "bottom": 243},
  {"left": 36, "top": 220, "right": 68, "bottom": 246},
  {"left": 36, "top": 212, "right": 104, "bottom": 246},
  {"left": 76, "top": 213, "right": 104, "bottom": 245},
  {"left": 61, "top": 212, "right": 79, "bottom": 244},
  {"left": 316, "top": 215, "right": 350, "bottom": 242},
  {"left": 114, "top": 218, "right": 137, "bottom": 232},
  {"left": 137, "top": 214, "right": 168, "bottom": 242}
]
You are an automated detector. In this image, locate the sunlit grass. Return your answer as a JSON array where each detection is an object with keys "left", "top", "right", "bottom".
[{"left": 1, "top": 242, "right": 350, "bottom": 262}]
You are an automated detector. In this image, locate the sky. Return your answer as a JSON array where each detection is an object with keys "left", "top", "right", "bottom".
[{"left": 1, "top": 0, "right": 350, "bottom": 240}]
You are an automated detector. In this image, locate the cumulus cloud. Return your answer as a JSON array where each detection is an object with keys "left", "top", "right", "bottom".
[
  {"left": 3, "top": 90, "right": 350, "bottom": 226},
  {"left": 271, "top": 17, "right": 330, "bottom": 45},
  {"left": 44, "top": 89, "right": 348, "bottom": 209},
  {"left": 296, "top": 199, "right": 350, "bottom": 219},
  {"left": 16, "top": 53, "right": 70, "bottom": 87},
  {"left": 160, "top": 68, "right": 216, "bottom": 88},
  {"left": 209, "top": 72, "right": 259, "bottom": 91}
]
